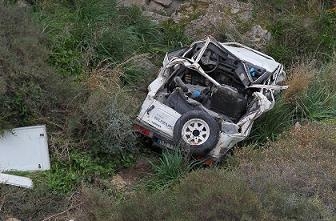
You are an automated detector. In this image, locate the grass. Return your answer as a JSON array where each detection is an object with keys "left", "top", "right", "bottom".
[
  {"left": 252, "top": 0, "right": 336, "bottom": 65},
  {"left": 78, "top": 122, "right": 336, "bottom": 221},
  {"left": 1, "top": 0, "right": 336, "bottom": 220},
  {"left": 249, "top": 56, "right": 336, "bottom": 143},
  {"left": 42, "top": 150, "right": 117, "bottom": 193},
  {"left": 33, "top": 1, "right": 190, "bottom": 77},
  {"left": 145, "top": 150, "right": 193, "bottom": 191}
]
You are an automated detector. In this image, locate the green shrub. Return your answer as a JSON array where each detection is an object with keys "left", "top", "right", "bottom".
[
  {"left": 0, "top": 3, "right": 78, "bottom": 130},
  {"left": 42, "top": 150, "right": 117, "bottom": 193}
]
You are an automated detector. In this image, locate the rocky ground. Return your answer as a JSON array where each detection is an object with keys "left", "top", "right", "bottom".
[{"left": 118, "top": 0, "right": 271, "bottom": 49}]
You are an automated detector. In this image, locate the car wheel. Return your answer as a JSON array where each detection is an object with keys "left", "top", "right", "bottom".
[{"left": 173, "top": 110, "right": 220, "bottom": 156}]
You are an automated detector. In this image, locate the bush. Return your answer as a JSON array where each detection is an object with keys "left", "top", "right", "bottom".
[
  {"left": 238, "top": 123, "right": 336, "bottom": 219},
  {"left": 0, "top": 3, "right": 78, "bottom": 130},
  {"left": 252, "top": 0, "right": 336, "bottom": 65},
  {"left": 81, "top": 67, "right": 139, "bottom": 154},
  {"left": 78, "top": 123, "right": 336, "bottom": 221}
]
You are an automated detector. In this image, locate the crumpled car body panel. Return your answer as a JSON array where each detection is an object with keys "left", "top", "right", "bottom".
[{"left": 135, "top": 37, "right": 287, "bottom": 161}]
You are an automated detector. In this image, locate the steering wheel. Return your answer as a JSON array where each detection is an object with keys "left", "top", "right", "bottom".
[{"left": 200, "top": 49, "right": 220, "bottom": 73}]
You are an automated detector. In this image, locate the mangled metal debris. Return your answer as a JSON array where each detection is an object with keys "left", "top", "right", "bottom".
[{"left": 135, "top": 36, "right": 287, "bottom": 162}]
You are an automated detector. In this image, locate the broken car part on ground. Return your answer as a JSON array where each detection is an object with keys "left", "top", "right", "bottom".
[
  {"left": 135, "top": 37, "right": 287, "bottom": 162},
  {"left": 0, "top": 125, "right": 50, "bottom": 188}
]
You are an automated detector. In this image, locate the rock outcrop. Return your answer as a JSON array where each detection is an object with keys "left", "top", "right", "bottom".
[{"left": 117, "top": 0, "right": 272, "bottom": 49}]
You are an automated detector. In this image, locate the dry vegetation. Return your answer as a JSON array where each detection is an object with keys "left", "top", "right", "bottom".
[
  {"left": 283, "top": 62, "right": 315, "bottom": 102},
  {"left": 77, "top": 123, "right": 336, "bottom": 221},
  {"left": 0, "top": 0, "right": 336, "bottom": 220}
]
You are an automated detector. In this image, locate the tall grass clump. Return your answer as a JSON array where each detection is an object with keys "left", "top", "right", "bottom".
[
  {"left": 249, "top": 57, "right": 336, "bottom": 143},
  {"left": 294, "top": 56, "right": 336, "bottom": 120},
  {"left": 33, "top": 1, "right": 189, "bottom": 77},
  {"left": 252, "top": 0, "right": 336, "bottom": 65},
  {"left": 145, "top": 150, "right": 192, "bottom": 191}
]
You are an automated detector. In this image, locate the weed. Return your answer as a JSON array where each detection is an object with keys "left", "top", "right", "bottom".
[
  {"left": 252, "top": 0, "right": 336, "bottom": 65},
  {"left": 41, "top": 150, "right": 116, "bottom": 193},
  {"left": 250, "top": 57, "right": 336, "bottom": 143},
  {"left": 248, "top": 99, "right": 294, "bottom": 143},
  {"left": 161, "top": 20, "right": 191, "bottom": 50},
  {"left": 145, "top": 150, "right": 192, "bottom": 191}
]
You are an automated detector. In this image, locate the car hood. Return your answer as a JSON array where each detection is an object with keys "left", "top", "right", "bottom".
[{"left": 221, "top": 43, "right": 281, "bottom": 73}]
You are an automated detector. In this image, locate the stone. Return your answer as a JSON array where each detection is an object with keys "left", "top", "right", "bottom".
[
  {"left": 6, "top": 218, "right": 21, "bottom": 221},
  {"left": 117, "top": 0, "right": 147, "bottom": 7},
  {"left": 129, "top": 55, "right": 157, "bottom": 74},
  {"left": 245, "top": 25, "right": 271, "bottom": 49},
  {"left": 143, "top": 11, "right": 170, "bottom": 24},
  {"left": 294, "top": 122, "right": 302, "bottom": 131},
  {"left": 17, "top": 0, "right": 28, "bottom": 7},
  {"left": 183, "top": 0, "right": 253, "bottom": 40},
  {"left": 152, "top": 0, "right": 172, "bottom": 8},
  {"left": 148, "top": 1, "right": 165, "bottom": 12}
]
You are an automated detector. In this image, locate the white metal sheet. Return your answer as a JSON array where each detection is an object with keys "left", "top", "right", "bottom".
[
  {"left": 0, "top": 125, "right": 50, "bottom": 172},
  {"left": 0, "top": 173, "right": 33, "bottom": 189}
]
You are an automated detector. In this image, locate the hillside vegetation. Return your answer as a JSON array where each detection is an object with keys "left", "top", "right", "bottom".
[
  {"left": 81, "top": 123, "right": 336, "bottom": 221},
  {"left": 0, "top": 0, "right": 335, "bottom": 220}
]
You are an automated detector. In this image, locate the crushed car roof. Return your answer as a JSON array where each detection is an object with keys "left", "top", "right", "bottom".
[{"left": 222, "top": 43, "right": 281, "bottom": 73}]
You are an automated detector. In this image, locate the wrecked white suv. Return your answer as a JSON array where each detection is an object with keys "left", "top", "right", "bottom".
[{"left": 135, "top": 37, "right": 287, "bottom": 162}]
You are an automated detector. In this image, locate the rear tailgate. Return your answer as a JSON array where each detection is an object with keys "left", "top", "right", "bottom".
[{"left": 138, "top": 99, "right": 181, "bottom": 138}]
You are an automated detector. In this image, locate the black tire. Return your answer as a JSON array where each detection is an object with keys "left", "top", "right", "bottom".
[{"left": 173, "top": 110, "right": 220, "bottom": 156}]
